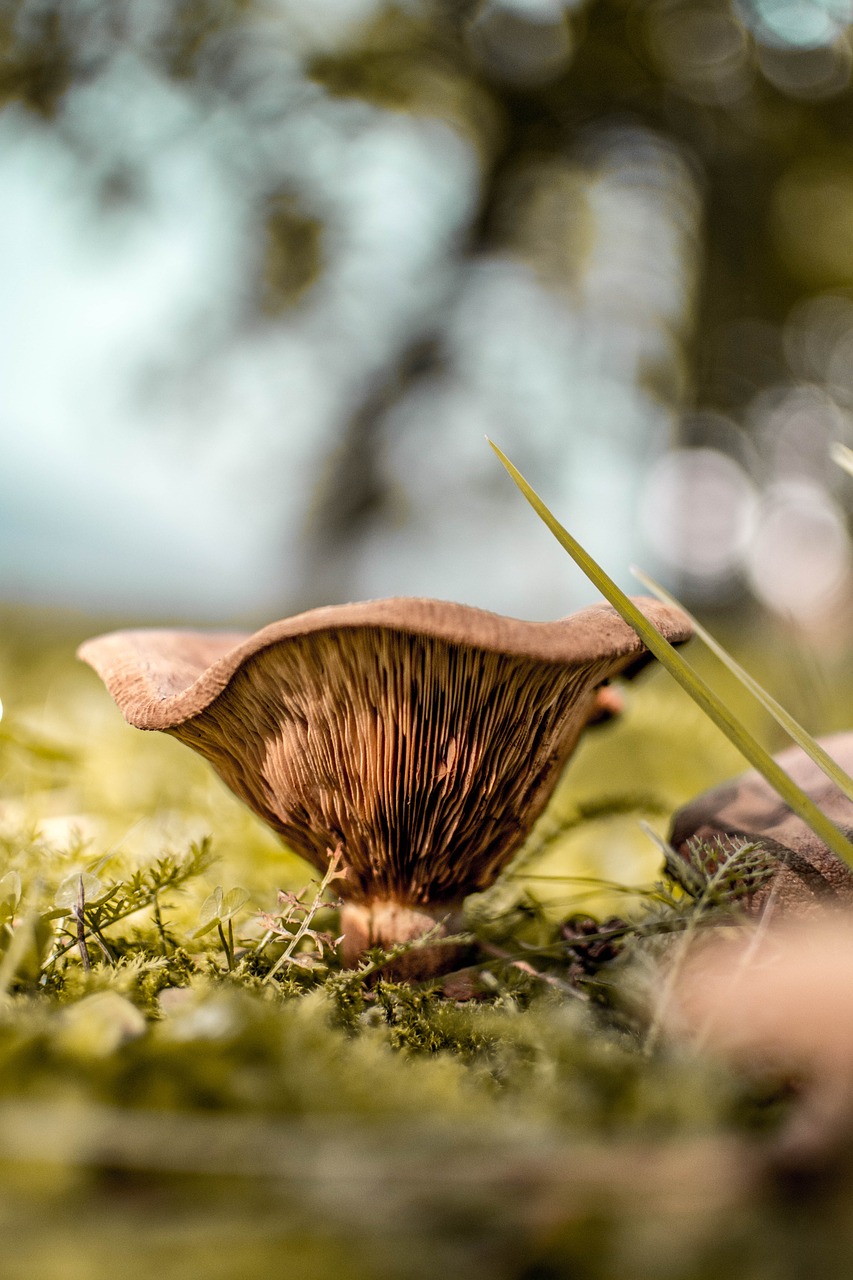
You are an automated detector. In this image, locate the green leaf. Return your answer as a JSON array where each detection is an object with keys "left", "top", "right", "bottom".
[
  {"left": 54, "top": 872, "right": 105, "bottom": 910},
  {"left": 0, "top": 912, "right": 52, "bottom": 994},
  {"left": 488, "top": 438, "right": 853, "bottom": 870},
  {"left": 0, "top": 872, "right": 22, "bottom": 912},
  {"left": 194, "top": 887, "right": 225, "bottom": 938},
  {"left": 220, "top": 888, "right": 250, "bottom": 922},
  {"left": 632, "top": 566, "right": 853, "bottom": 806},
  {"left": 193, "top": 887, "right": 249, "bottom": 940}
]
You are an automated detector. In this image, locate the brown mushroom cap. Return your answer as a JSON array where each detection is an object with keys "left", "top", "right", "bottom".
[
  {"left": 669, "top": 733, "right": 853, "bottom": 914},
  {"left": 80, "top": 596, "right": 691, "bottom": 965}
]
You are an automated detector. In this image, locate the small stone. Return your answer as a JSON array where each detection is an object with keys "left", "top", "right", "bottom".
[{"left": 669, "top": 734, "right": 853, "bottom": 916}]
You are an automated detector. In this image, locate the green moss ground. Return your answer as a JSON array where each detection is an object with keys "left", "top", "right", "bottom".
[{"left": 0, "top": 611, "right": 851, "bottom": 1279}]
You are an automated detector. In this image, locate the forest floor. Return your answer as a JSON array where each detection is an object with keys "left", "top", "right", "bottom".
[{"left": 1, "top": 610, "right": 852, "bottom": 1280}]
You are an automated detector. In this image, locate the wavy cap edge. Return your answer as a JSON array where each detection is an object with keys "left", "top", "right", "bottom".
[{"left": 78, "top": 594, "right": 692, "bottom": 731}]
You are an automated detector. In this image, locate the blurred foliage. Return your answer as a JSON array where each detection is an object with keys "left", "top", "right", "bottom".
[
  {"left": 7, "top": 0, "right": 853, "bottom": 608},
  {"left": 302, "top": 0, "right": 853, "bottom": 408}
]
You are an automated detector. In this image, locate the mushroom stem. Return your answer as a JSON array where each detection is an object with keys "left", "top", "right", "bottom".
[{"left": 339, "top": 900, "right": 468, "bottom": 980}]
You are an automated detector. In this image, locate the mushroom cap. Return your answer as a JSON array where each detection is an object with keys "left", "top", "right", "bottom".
[
  {"left": 79, "top": 596, "right": 691, "bottom": 906},
  {"left": 669, "top": 733, "right": 853, "bottom": 914}
]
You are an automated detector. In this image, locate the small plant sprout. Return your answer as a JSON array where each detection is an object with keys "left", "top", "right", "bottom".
[
  {"left": 193, "top": 886, "right": 250, "bottom": 970},
  {"left": 79, "top": 596, "right": 691, "bottom": 978},
  {"left": 40, "top": 841, "right": 214, "bottom": 973},
  {"left": 51, "top": 872, "right": 116, "bottom": 969}
]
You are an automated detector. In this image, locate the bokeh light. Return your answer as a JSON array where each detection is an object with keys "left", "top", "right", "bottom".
[
  {"left": 736, "top": 0, "right": 853, "bottom": 49},
  {"left": 745, "top": 479, "right": 851, "bottom": 618},
  {"left": 784, "top": 290, "right": 853, "bottom": 389},
  {"left": 757, "top": 30, "right": 852, "bottom": 97},
  {"left": 640, "top": 448, "right": 759, "bottom": 594},
  {"left": 466, "top": 0, "right": 576, "bottom": 87},
  {"left": 646, "top": 2, "right": 753, "bottom": 105},
  {"left": 748, "top": 383, "right": 851, "bottom": 485}
]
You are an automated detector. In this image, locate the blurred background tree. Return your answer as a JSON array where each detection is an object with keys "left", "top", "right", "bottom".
[{"left": 2, "top": 0, "right": 853, "bottom": 634}]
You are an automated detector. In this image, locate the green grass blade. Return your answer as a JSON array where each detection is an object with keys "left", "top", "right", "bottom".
[
  {"left": 632, "top": 565, "right": 853, "bottom": 806},
  {"left": 831, "top": 441, "right": 853, "bottom": 478},
  {"left": 488, "top": 439, "right": 853, "bottom": 870}
]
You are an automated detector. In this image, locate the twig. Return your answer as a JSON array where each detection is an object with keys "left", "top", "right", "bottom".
[
  {"left": 263, "top": 848, "right": 346, "bottom": 985},
  {"left": 74, "top": 876, "right": 91, "bottom": 972},
  {"left": 153, "top": 893, "right": 170, "bottom": 955},
  {"left": 217, "top": 922, "right": 233, "bottom": 971},
  {"left": 479, "top": 942, "right": 590, "bottom": 1000}
]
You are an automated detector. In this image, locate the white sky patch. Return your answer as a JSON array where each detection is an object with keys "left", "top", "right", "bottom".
[{"left": 0, "top": 66, "right": 479, "bottom": 617}]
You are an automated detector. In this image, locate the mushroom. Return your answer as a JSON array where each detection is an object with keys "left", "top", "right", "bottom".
[
  {"left": 79, "top": 596, "right": 691, "bottom": 976},
  {"left": 669, "top": 733, "right": 853, "bottom": 916}
]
